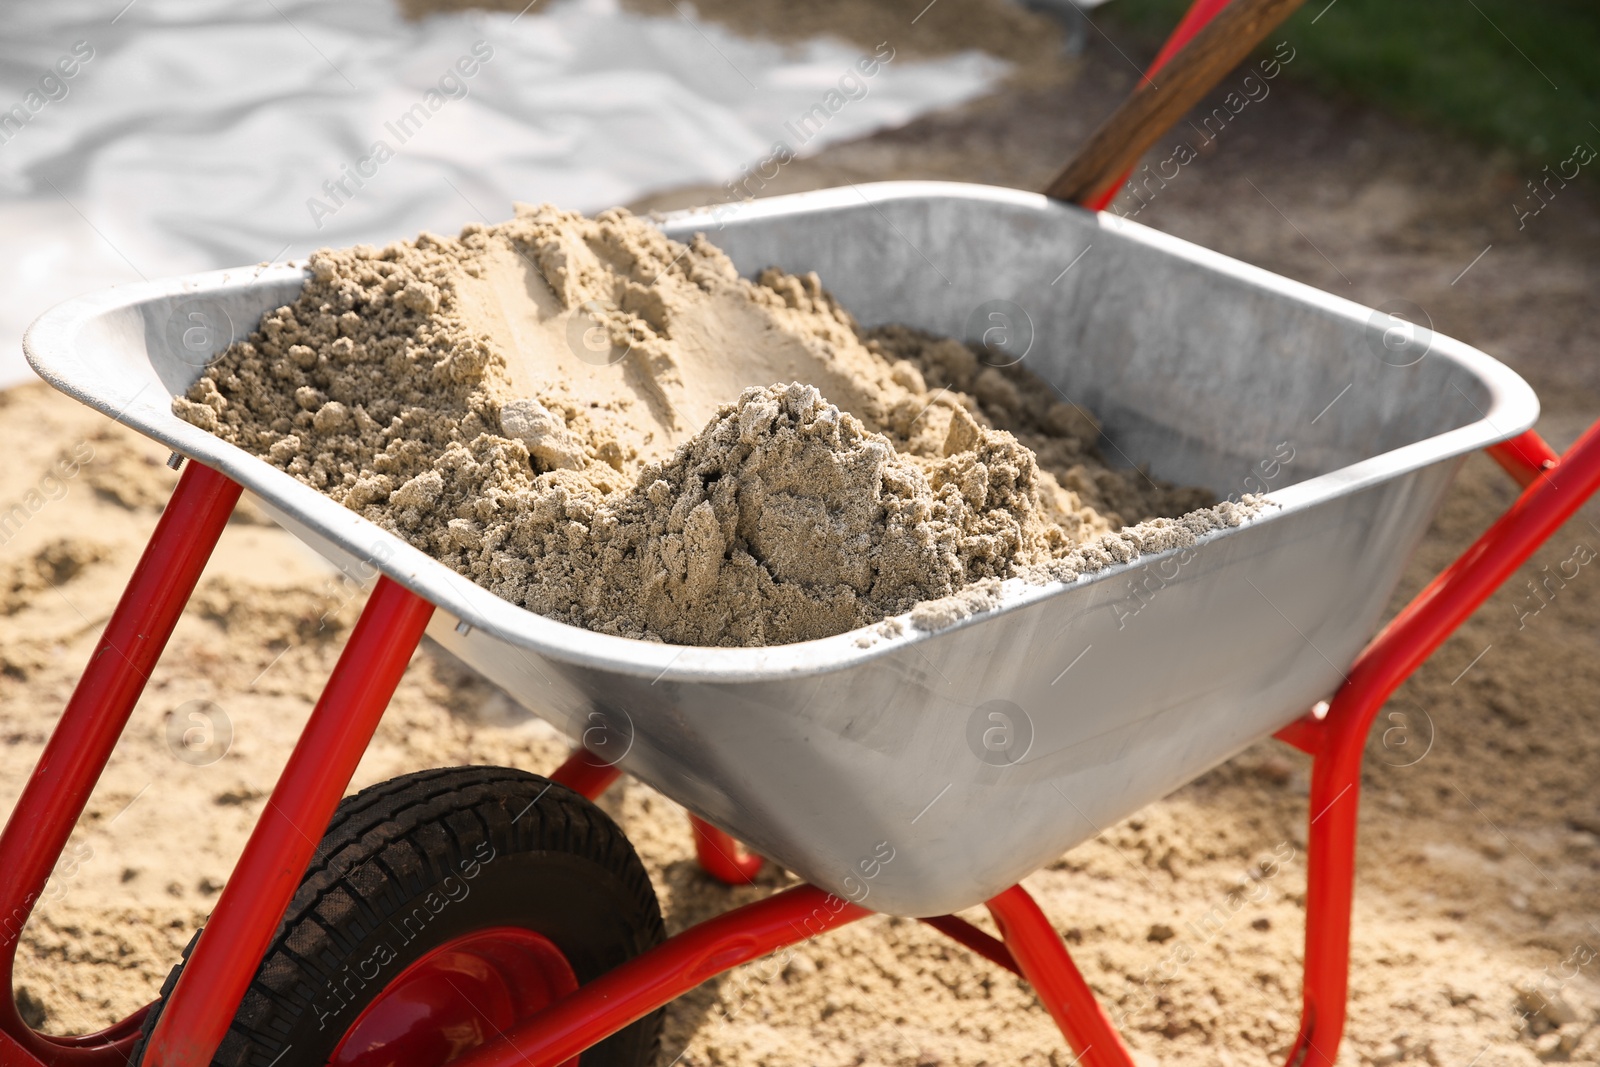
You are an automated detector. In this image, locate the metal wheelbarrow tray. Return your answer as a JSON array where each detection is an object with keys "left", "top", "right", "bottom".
[{"left": 23, "top": 181, "right": 1537, "bottom": 918}]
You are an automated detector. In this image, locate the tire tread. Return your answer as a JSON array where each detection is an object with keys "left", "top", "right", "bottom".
[{"left": 133, "top": 766, "right": 663, "bottom": 1067}]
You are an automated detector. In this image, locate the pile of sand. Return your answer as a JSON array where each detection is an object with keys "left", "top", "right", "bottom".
[{"left": 176, "top": 205, "right": 1225, "bottom": 645}]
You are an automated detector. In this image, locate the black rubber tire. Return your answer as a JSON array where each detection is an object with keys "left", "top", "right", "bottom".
[{"left": 133, "top": 766, "right": 665, "bottom": 1066}]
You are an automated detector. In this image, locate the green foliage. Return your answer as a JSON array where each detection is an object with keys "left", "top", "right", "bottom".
[{"left": 1102, "top": 0, "right": 1600, "bottom": 163}]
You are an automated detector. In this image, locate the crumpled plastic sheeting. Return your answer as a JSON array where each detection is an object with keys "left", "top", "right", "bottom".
[{"left": 0, "top": 0, "right": 1004, "bottom": 386}]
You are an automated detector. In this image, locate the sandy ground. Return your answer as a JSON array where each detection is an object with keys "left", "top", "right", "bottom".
[{"left": 4, "top": 10, "right": 1600, "bottom": 1067}]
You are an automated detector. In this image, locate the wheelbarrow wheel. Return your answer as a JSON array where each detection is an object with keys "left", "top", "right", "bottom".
[{"left": 133, "top": 765, "right": 665, "bottom": 1066}]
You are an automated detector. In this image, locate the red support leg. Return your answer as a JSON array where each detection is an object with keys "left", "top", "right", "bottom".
[
  {"left": 547, "top": 751, "right": 765, "bottom": 886},
  {"left": 1282, "top": 417, "right": 1600, "bottom": 1066},
  {"left": 690, "top": 816, "right": 764, "bottom": 885},
  {"left": 548, "top": 750, "right": 764, "bottom": 885},
  {"left": 0, "top": 462, "right": 240, "bottom": 1067},
  {"left": 986, "top": 885, "right": 1136, "bottom": 1067},
  {"left": 548, "top": 749, "right": 622, "bottom": 800},
  {"left": 140, "top": 576, "right": 434, "bottom": 1067},
  {"left": 451, "top": 884, "right": 868, "bottom": 1067}
]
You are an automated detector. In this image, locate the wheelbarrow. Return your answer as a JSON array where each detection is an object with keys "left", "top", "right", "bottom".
[{"left": 5, "top": 1, "right": 1598, "bottom": 1065}]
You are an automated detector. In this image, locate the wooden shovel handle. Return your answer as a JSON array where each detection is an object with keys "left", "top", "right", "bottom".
[{"left": 1044, "top": 0, "right": 1308, "bottom": 206}]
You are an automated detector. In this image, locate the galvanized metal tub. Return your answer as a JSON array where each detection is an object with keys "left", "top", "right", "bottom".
[{"left": 23, "top": 182, "right": 1537, "bottom": 916}]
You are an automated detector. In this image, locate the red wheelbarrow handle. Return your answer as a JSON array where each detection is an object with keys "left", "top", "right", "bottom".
[{"left": 0, "top": 464, "right": 241, "bottom": 1067}]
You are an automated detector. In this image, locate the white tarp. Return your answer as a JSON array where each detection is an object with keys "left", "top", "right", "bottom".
[{"left": 0, "top": 0, "right": 1005, "bottom": 386}]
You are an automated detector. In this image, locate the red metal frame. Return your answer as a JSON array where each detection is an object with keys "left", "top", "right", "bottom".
[
  {"left": 988, "top": 886, "right": 1136, "bottom": 1067},
  {"left": 689, "top": 816, "right": 766, "bottom": 885},
  {"left": 1278, "top": 424, "right": 1600, "bottom": 1066},
  {"left": 451, "top": 885, "right": 868, "bottom": 1067},
  {"left": 918, "top": 914, "right": 1022, "bottom": 976},
  {"left": 1488, "top": 428, "right": 1560, "bottom": 488},
  {"left": 547, "top": 749, "right": 622, "bottom": 800},
  {"left": 549, "top": 751, "right": 768, "bottom": 886}
]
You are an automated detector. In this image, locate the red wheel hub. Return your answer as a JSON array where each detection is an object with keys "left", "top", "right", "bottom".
[{"left": 328, "top": 927, "right": 580, "bottom": 1067}]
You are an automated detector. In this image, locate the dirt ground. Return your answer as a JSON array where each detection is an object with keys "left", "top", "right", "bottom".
[{"left": 4, "top": 9, "right": 1599, "bottom": 1067}]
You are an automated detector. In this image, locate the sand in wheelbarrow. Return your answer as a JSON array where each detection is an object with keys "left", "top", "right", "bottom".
[{"left": 174, "top": 205, "right": 1243, "bottom": 646}]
